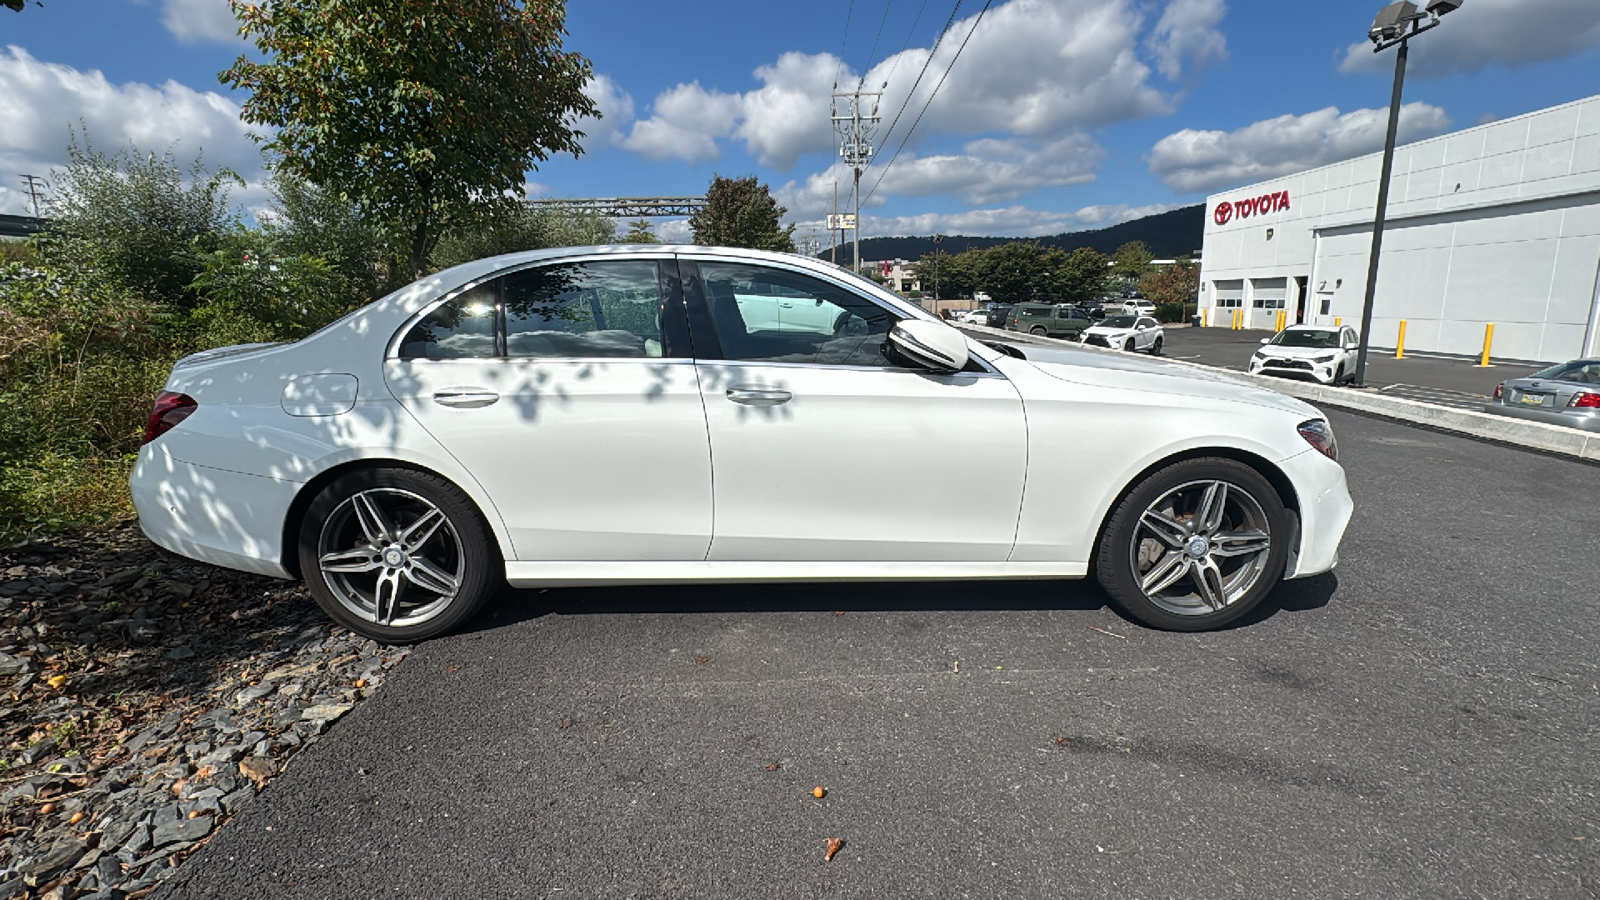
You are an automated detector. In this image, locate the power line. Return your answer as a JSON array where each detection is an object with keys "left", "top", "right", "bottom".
[
  {"left": 879, "top": 0, "right": 931, "bottom": 92},
  {"left": 864, "top": 0, "right": 993, "bottom": 205},
  {"left": 858, "top": 0, "right": 895, "bottom": 86},
  {"left": 834, "top": 0, "right": 857, "bottom": 87},
  {"left": 868, "top": 0, "right": 964, "bottom": 179}
]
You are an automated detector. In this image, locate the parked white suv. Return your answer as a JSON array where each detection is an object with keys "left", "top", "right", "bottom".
[{"left": 1249, "top": 325, "right": 1360, "bottom": 385}]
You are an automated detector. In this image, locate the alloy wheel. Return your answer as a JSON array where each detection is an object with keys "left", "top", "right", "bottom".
[
  {"left": 316, "top": 488, "right": 464, "bottom": 628},
  {"left": 1130, "top": 479, "right": 1273, "bottom": 616}
]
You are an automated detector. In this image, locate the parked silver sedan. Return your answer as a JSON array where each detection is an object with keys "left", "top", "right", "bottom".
[{"left": 1483, "top": 359, "right": 1600, "bottom": 431}]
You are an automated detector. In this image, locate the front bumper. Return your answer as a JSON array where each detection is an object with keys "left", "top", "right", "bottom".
[
  {"left": 1277, "top": 447, "right": 1354, "bottom": 579},
  {"left": 1481, "top": 401, "right": 1600, "bottom": 432},
  {"left": 1250, "top": 356, "right": 1339, "bottom": 384},
  {"left": 129, "top": 443, "right": 299, "bottom": 579}
]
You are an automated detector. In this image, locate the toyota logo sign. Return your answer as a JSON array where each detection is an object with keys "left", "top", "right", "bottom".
[{"left": 1213, "top": 190, "right": 1290, "bottom": 226}]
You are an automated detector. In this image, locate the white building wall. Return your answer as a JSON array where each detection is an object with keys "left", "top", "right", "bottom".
[{"left": 1197, "top": 94, "right": 1600, "bottom": 362}]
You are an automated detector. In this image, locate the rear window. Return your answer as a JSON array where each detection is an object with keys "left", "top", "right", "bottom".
[{"left": 1530, "top": 360, "right": 1600, "bottom": 383}]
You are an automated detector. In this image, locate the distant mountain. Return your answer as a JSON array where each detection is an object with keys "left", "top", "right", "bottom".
[{"left": 813, "top": 204, "right": 1204, "bottom": 263}]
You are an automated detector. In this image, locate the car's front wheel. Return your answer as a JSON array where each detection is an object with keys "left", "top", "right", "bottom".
[
  {"left": 1150, "top": 336, "right": 1163, "bottom": 355},
  {"left": 298, "top": 468, "right": 499, "bottom": 642},
  {"left": 1095, "top": 457, "right": 1291, "bottom": 631},
  {"left": 1030, "top": 326, "right": 1048, "bottom": 336}
]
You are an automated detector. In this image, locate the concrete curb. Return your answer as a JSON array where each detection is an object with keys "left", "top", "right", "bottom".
[{"left": 960, "top": 324, "right": 1600, "bottom": 463}]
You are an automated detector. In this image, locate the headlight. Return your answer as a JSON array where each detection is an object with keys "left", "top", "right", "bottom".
[
  {"left": 1297, "top": 419, "right": 1338, "bottom": 461},
  {"left": 1313, "top": 354, "right": 1336, "bottom": 364}
]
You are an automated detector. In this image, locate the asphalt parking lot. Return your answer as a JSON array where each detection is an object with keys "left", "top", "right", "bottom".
[{"left": 158, "top": 410, "right": 1599, "bottom": 900}]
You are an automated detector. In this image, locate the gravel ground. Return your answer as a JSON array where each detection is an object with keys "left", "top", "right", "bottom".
[{"left": 0, "top": 523, "right": 407, "bottom": 899}]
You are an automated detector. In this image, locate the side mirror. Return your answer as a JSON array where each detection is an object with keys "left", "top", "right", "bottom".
[
  {"left": 1259, "top": 337, "right": 1271, "bottom": 345},
  {"left": 887, "top": 319, "right": 969, "bottom": 374}
]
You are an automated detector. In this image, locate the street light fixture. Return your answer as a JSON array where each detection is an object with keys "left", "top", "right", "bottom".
[{"left": 1352, "top": 0, "right": 1463, "bottom": 385}]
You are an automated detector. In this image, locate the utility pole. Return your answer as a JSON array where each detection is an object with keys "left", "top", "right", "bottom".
[
  {"left": 932, "top": 234, "right": 943, "bottom": 313},
  {"left": 20, "top": 174, "right": 45, "bottom": 217},
  {"left": 831, "top": 180, "right": 837, "bottom": 265},
  {"left": 831, "top": 87, "right": 881, "bottom": 276}
]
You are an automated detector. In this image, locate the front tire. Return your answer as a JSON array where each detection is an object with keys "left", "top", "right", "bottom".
[
  {"left": 1123, "top": 338, "right": 1135, "bottom": 352},
  {"left": 1094, "top": 457, "right": 1291, "bottom": 631},
  {"left": 1030, "top": 326, "right": 1048, "bottom": 336},
  {"left": 1150, "top": 336, "right": 1163, "bottom": 355},
  {"left": 298, "top": 468, "right": 499, "bottom": 642}
]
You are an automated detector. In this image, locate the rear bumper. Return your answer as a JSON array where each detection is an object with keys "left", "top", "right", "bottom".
[
  {"left": 129, "top": 443, "right": 298, "bottom": 579},
  {"left": 1481, "top": 402, "right": 1600, "bottom": 432},
  {"left": 1278, "top": 447, "right": 1353, "bottom": 579}
]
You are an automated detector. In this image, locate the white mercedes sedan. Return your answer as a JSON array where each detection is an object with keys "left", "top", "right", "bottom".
[{"left": 131, "top": 246, "right": 1352, "bottom": 641}]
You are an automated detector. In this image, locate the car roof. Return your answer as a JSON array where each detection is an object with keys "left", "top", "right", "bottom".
[{"left": 1282, "top": 324, "right": 1339, "bottom": 332}]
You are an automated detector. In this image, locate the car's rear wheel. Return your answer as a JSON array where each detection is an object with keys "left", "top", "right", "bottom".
[
  {"left": 1095, "top": 458, "right": 1291, "bottom": 631},
  {"left": 1030, "top": 326, "right": 1048, "bottom": 336},
  {"left": 298, "top": 468, "right": 498, "bottom": 642}
]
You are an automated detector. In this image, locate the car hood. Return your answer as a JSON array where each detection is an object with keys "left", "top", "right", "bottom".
[
  {"left": 1017, "top": 344, "right": 1322, "bottom": 418},
  {"left": 1256, "top": 344, "right": 1339, "bottom": 359}
]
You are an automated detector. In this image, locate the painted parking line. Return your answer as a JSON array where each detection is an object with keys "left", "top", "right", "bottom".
[{"left": 1378, "top": 383, "right": 1486, "bottom": 411}]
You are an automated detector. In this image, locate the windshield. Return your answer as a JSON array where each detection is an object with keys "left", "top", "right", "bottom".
[
  {"left": 1269, "top": 329, "right": 1339, "bottom": 349},
  {"left": 1530, "top": 360, "right": 1600, "bottom": 383},
  {"left": 1100, "top": 315, "right": 1136, "bottom": 328}
]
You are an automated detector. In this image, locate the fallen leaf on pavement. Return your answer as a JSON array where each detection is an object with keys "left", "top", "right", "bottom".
[
  {"left": 812, "top": 786, "right": 825, "bottom": 799},
  {"left": 46, "top": 675, "right": 67, "bottom": 690},
  {"left": 763, "top": 762, "right": 781, "bottom": 772},
  {"left": 825, "top": 837, "right": 843, "bottom": 861},
  {"left": 239, "top": 756, "right": 276, "bottom": 787}
]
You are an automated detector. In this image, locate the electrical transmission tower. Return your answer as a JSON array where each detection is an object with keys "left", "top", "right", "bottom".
[
  {"left": 20, "top": 174, "right": 45, "bottom": 217},
  {"left": 831, "top": 88, "right": 881, "bottom": 274}
]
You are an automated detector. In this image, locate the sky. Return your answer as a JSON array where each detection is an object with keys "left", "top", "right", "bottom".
[{"left": 3, "top": 0, "right": 1599, "bottom": 245}]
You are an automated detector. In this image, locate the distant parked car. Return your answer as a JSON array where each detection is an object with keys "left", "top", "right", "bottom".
[
  {"left": 984, "top": 305, "right": 1013, "bottom": 328},
  {"left": 1007, "top": 303, "right": 1092, "bottom": 338},
  {"left": 1248, "top": 325, "right": 1360, "bottom": 386},
  {"left": 958, "top": 309, "right": 990, "bottom": 325},
  {"left": 1082, "top": 315, "right": 1164, "bottom": 353},
  {"left": 1122, "top": 299, "right": 1157, "bottom": 316},
  {"left": 1075, "top": 300, "right": 1108, "bottom": 320},
  {"left": 1484, "top": 359, "right": 1600, "bottom": 432}
]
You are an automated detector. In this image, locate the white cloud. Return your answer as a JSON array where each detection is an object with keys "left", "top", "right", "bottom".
[
  {"left": 0, "top": 46, "right": 266, "bottom": 215},
  {"left": 613, "top": 0, "right": 1175, "bottom": 171},
  {"left": 654, "top": 218, "right": 693, "bottom": 243},
  {"left": 1147, "top": 103, "right": 1452, "bottom": 194},
  {"left": 799, "top": 202, "right": 1182, "bottom": 240},
  {"left": 874, "top": 135, "right": 1102, "bottom": 204},
  {"left": 620, "top": 82, "right": 740, "bottom": 163},
  {"left": 1336, "top": 0, "right": 1600, "bottom": 77},
  {"left": 1148, "top": 0, "right": 1228, "bottom": 80},
  {"left": 573, "top": 74, "right": 635, "bottom": 148},
  {"left": 160, "top": 0, "right": 242, "bottom": 44}
]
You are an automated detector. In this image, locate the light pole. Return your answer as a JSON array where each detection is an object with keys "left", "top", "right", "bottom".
[
  {"left": 1352, "top": 0, "right": 1463, "bottom": 386},
  {"left": 932, "top": 234, "right": 943, "bottom": 313}
]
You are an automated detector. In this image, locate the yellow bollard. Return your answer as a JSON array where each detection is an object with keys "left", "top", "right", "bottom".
[
  {"left": 1276, "top": 310, "right": 1286, "bottom": 332},
  {"left": 1477, "top": 323, "right": 1494, "bottom": 367},
  {"left": 1234, "top": 309, "right": 1241, "bottom": 330},
  {"left": 1334, "top": 317, "right": 1341, "bottom": 327},
  {"left": 1395, "top": 320, "right": 1407, "bottom": 359},
  {"left": 1201, "top": 309, "right": 1208, "bottom": 328}
]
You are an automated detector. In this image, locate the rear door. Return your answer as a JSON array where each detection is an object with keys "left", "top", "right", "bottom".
[{"left": 385, "top": 255, "right": 713, "bottom": 561}]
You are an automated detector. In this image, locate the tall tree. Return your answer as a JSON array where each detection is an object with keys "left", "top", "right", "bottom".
[
  {"left": 688, "top": 174, "right": 796, "bottom": 252},
  {"left": 1053, "top": 246, "right": 1110, "bottom": 305},
  {"left": 620, "top": 218, "right": 658, "bottom": 243},
  {"left": 1139, "top": 260, "right": 1200, "bottom": 308},
  {"left": 1111, "top": 240, "right": 1154, "bottom": 284},
  {"left": 222, "top": 0, "right": 597, "bottom": 279}
]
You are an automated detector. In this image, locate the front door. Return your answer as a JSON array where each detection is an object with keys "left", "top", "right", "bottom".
[
  {"left": 682, "top": 257, "right": 1028, "bottom": 561},
  {"left": 386, "top": 255, "right": 713, "bottom": 561}
]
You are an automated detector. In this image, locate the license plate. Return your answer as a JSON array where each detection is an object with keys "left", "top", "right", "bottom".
[{"left": 1519, "top": 393, "right": 1545, "bottom": 406}]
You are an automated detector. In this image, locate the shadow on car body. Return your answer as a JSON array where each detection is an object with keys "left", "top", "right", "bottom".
[{"left": 460, "top": 571, "right": 1337, "bottom": 635}]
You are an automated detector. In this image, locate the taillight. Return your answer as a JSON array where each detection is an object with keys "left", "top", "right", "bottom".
[
  {"left": 1493, "top": 382, "right": 1504, "bottom": 400},
  {"left": 142, "top": 391, "right": 197, "bottom": 445},
  {"left": 1297, "top": 419, "right": 1338, "bottom": 461},
  {"left": 1570, "top": 392, "right": 1600, "bottom": 409}
]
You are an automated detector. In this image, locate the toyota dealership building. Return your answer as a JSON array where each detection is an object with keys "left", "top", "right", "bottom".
[{"left": 1196, "top": 93, "right": 1600, "bottom": 363}]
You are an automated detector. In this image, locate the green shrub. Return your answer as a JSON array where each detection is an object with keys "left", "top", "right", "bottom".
[{"left": 1154, "top": 302, "right": 1197, "bottom": 324}]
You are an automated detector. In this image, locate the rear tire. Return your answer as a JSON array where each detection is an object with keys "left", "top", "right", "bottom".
[
  {"left": 298, "top": 468, "right": 499, "bottom": 643},
  {"left": 1030, "top": 326, "right": 1048, "bottom": 336},
  {"left": 1094, "top": 457, "right": 1291, "bottom": 631}
]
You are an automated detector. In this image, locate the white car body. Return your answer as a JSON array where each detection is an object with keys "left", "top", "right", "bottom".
[
  {"left": 1080, "top": 316, "right": 1165, "bottom": 353},
  {"left": 958, "top": 309, "right": 991, "bottom": 325},
  {"left": 1248, "top": 325, "right": 1360, "bottom": 385},
  {"left": 129, "top": 245, "right": 1351, "bottom": 635}
]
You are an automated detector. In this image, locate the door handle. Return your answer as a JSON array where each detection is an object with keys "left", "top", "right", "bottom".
[
  {"left": 726, "top": 388, "right": 792, "bottom": 406},
  {"left": 432, "top": 388, "right": 500, "bottom": 408}
]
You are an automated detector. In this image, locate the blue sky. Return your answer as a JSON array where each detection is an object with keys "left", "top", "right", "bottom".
[{"left": 3, "top": 0, "right": 1599, "bottom": 241}]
